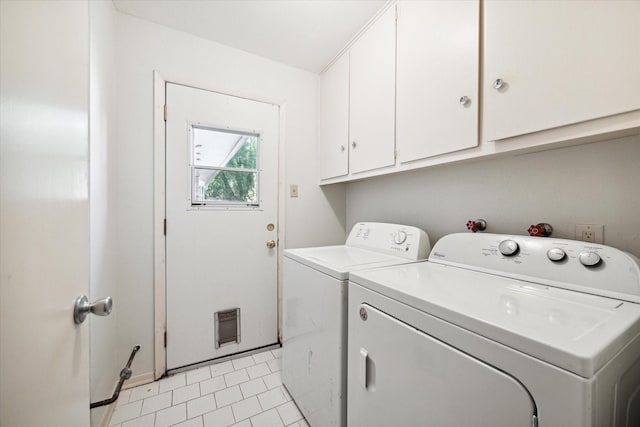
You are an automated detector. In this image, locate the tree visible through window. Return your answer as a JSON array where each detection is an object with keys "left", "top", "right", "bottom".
[
  {"left": 205, "top": 137, "right": 257, "bottom": 202},
  {"left": 191, "top": 126, "right": 259, "bottom": 206}
]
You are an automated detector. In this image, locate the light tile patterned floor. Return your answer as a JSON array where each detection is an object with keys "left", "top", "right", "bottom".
[{"left": 109, "top": 348, "right": 309, "bottom": 427}]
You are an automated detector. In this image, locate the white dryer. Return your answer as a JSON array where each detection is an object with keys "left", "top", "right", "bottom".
[
  {"left": 282, "top": 222, "right": 430, "bottom": 427},
  {"left": 348, "top": 233, "right": 640, "bottom": 427}
]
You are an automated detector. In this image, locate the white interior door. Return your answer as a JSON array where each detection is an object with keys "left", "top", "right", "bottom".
[
  {"left": 165, "top": 83, "right": 279, "bottom": 370},
  {"left": 0, "top": 1, "right": 90, "bottom": 425}
]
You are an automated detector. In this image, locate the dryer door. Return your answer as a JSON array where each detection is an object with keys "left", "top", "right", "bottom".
[{"left": 348, "top": 303, "right": 536, "bottom": 427}]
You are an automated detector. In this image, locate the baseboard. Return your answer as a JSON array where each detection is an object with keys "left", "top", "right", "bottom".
[
  {"left": 167, "top": 343, "right": 281, "bottom": 376},
  {"left": 123, "top": 372, "right": 155, "bottom": 390},
  {"left": 98, "top": 402, "right": 116, "bottom": 427},
  {"left": 96, "top": 373, "right": 154, "bottom": 426}
]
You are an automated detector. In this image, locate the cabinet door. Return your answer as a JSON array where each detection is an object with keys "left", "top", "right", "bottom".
[
  {"left": 484, "top": 0, "right": 640, "bottom": 142},
  {"left": 396, "top": 0, "right": 479, "bottom": 163},
  {"left": 349, "top": 5, "right": 396, "bottom": 175},
  {"left": 319, "top": 54, "right": 349, "bottom": 180}
]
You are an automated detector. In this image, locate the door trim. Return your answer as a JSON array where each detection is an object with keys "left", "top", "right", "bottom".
[
  {"left": 152, "top": 70, "right": 286, "bottom": 379},
  {"left": 153, "top": 70, "right": 166, "bottom": 380}
]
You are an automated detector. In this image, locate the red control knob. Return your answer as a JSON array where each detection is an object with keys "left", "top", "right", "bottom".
[
  {"left": 528, "top": 224, "right": 543, "bottom": 236},
  {"left": 466, "top": 219, "right": 487, "bottom": 233},
  {"left": 528, "top": 223, "right": 553, "bottom": 237}
]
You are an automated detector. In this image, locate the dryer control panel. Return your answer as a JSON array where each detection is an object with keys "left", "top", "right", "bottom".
[
  {"left": 429, "top": 233, "right": 640, "bottom": 303},
  {"left": 346, "top": 222, "right": 431, "bottom": 260}
]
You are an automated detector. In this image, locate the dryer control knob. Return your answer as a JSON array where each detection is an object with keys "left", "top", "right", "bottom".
[
  {"left": 547, "top": 248, "right": 566, "bottom": 262},
  {"left": 498, "top": 239, "right": 519, "bottom": 256},
  {"left": 579, "top": 252, "right": 601, "bottom": 267},
  {"left": 394, "top": 230, "right": 407, "bottom": 245}
]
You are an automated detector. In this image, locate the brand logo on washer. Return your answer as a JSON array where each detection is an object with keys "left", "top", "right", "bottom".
[
  {"left": 359, "top": 307, "right": 368, "bottom": 321},
  {"left": 432, "top": 252, "right": 446, "bottom": 258}
]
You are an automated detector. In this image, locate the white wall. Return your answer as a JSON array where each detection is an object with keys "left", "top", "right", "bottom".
[
  {"left": 346, "top": 134, "right": 640, "bottom": 257},
  {"left": 89, "top": 1, "right": 119, "bottom": 424},
  {"left": 112, "top": 11, "right": 346, "bottom": 376}
]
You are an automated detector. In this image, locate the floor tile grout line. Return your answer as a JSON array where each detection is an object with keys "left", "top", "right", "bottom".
[
  {"left": 275, "top": 403, "right": 287, "bottom": 427},
  {"left": 113, "top": 350, "right": 298, "bottom": 427},
  {"left": 154, "top": 396, "right": 292, "bottom": 426}
]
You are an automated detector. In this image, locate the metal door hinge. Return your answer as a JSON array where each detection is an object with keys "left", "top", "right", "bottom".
[
  {"left": 164, "top": 331, "right": 167, "bottom": 348},
  {"left": 164, "top": 219, "right": 166, "bottom": 236},
  {"left": 163, "top": 104, "right": 167, "bottom": 121}
]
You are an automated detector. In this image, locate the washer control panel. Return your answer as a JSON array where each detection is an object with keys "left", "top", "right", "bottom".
[
  {"left": 346, "top": 222, "right": 431, "bottom": 260},
  {"left": 429, "top": 233, "right": 640, "bottom": 303}
]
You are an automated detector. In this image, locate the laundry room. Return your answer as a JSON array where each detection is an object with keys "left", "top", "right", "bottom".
[{"left": 1, "top": 1, "right": 639, "bottom": 426}]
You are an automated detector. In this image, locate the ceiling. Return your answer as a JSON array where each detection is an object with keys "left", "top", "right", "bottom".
[{"left": 112, "top": 0, "right": 388, "bottom": 73}]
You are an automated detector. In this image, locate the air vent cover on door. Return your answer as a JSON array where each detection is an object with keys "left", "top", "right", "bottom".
[{"left": 215, "top": 308, "right": 241, "bottom": 349}]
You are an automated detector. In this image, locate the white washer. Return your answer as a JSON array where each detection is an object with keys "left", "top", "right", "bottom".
[
  {"left": 348, "top": 233, "right": 640, "bottom": 427},
  {"left": 282, "top": 222, "right": 430, "bottom": 427}
]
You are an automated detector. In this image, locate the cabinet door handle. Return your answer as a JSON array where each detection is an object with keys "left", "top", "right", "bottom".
[
  {"left": 493, "top": 78, "right": 505, "bottom": 90},
  {"left": 340, "top": 145, "right": 345, "bottom": 152},
  {"left": 459, "top": 96, "right": 470, "bottom": 106},
  {"left": 352, "top": 141, "right": 357, "bottom": 149}
]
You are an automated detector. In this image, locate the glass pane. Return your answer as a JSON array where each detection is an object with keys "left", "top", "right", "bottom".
[
  {"left": 192, "top": 168, "right": 258, "bottom": 204},
  {"left": 193, "top": 126, "right": 257, "bottom": 170}
]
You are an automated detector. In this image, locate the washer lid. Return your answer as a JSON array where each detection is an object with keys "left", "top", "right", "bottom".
[
  {"left": 285, "top": 246, "right": 424, "bottom": 280},
  {"left": 350, "top": 262, "right": 640, "bottom": 378}
]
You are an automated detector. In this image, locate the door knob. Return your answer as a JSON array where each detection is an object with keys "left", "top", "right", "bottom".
[
  {"left": 74, "top": 295, "right": 113, "bottom": 324},
  {"left": 266, "top": 240, "right": 276, "bottom": 249}
]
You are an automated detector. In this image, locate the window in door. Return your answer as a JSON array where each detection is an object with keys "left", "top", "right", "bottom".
[{"left": 190, "top": 125, "right": 260, "bottom": 206}]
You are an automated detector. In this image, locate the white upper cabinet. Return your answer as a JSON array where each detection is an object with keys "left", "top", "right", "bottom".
[
  {"left": 349, "top": 5, "right": 396, "bottom": 175},
  {"left": 319, "top": 54, "right": 350, "bottom": 180},
  {"left": 396, "top": 0, "right": 479, "bottom": 163},
  {"left": 484, "top": 0, "right": 640, "bottom": 142},
  {"left": 319, "top": 0, "right": 639, "bottom": 185}
]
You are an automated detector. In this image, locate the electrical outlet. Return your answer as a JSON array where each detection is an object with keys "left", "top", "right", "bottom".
[
  {"left": 290, "top": 184, "right": 298, "bottom": 198},
  {"left": 575, "top": 224, "right": 604, "bottom": 244}
]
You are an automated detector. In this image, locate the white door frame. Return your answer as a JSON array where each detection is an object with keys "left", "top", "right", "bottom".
[{"left": 152, "top": 70, "right": 287, "bottom": 379}]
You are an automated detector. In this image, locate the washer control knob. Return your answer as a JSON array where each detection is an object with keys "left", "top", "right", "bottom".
[
  {"left": 547, "top": 248, "right": 566, "bottom": 262},
  {"left": 394, "top": 230, "right": 407, "bottom": 245},
  {"left": 579, "top": 252, "right": 602, "bottom": 267},
  {"left": 498, "top": 239, "right": 519, "bottom": 256}
]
